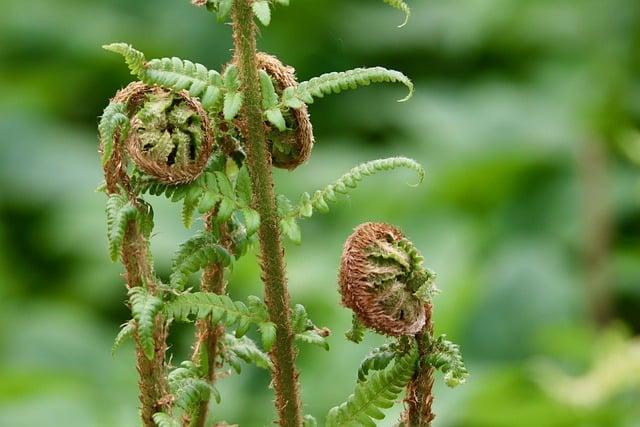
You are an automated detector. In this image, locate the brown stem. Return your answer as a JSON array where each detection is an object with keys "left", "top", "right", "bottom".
[
  {"left": 189, "top": 217, "right": 229, "bottom": 427},
  {"left": 121, "top": 220, "right": 170, "bottom": 426},
  {"left": 402, "top": 303, "right": 435, "bottom": 427},
  {"left": 231, "top": 1, "right": 303, "bottom": 425}
]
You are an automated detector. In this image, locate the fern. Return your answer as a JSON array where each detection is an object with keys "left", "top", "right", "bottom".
[
  {"left": 357, "top": 344, "right": 396, "bottom": 382},
  {"left": 289, "top": 67, "right": 414, "bottom": 106},
  {"left": 345, "top": 314, "right": 366, "bottom": 344},
  {"left": 129, "top": 287, "right": 163, "bottom": 360},
  {"left": 106, "top": 192, "right": 138, "bottom": 262},
  {"left": 168, "top": 361, "right": 220, "bottom": 410},
  {"left": 292, "top": 304, "right": 330, "bottom": 350},
  {"left": 166, "top": 292, "right": 270, "bottom": 337},
  {"left": 99, "top": 101, "right": 129, "bottom": 165},
  {"left": 112, "top": 320, "right": 135, "bottom": 356},
  {"left": 170, "top": 232, "right": 232, "bottom": 288},
  {"left": 325, "top": 347, "right": 418, "bottom": 427},
  {"left": 426, "top": 335, "right": 469, "bottom": 387},
  {"left": 103, "top": 43, "right": 224, "bottom": 110},
  {"left": 294, "top": 157, "right": 424, "bottom": 219},
  {"left": 223, "top": 334, "right": 273, "bottom": 372},
  {"left": 152, "top": 412, "right": 180, "bottom": 427},
  {"left": 382, "top": 0, "right": 411, "bottom": 27}
]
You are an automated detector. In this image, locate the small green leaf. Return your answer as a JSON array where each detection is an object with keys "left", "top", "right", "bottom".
[
  {"left": 252, "top": 0, "right": 271, "bottom": 26},
  {"left": 217, "top": 197, "right": 235, "bottom": 222},
  {"left": 259, "top": 322, "right": 276, "bottom": 351},
  {"left": 265, "top": 108, "right": 286, "bottom": 131},
  {"left": 242, "top": 208, "right": 260, "bottom": 236},
  {"left": 280, "top": 217, "right": 301, "bottom": 244},
  {"left": 217, "top": 0, "right": 234, "bottom": 21},
  {"left": 223, "top": 92, "right": 243, "bottom": 121},
  {"left": 197, "top": 191, "right": 221, "bottom": 214}
]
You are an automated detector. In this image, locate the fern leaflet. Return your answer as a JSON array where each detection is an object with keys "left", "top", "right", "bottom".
[
  {"left": 290, "top": 67, "right": 414, "bottom": 105},
  {"left": 357, "top": 344, "right": 396, "bottom": 382},
  {"left": 106, "top": 192, "right": 138, "bottom": 262},
  {"left": 170, "top": 232, "right": 232, "bottom": 288},
  {"left": 426, "top": 335, "right": 469, "bottom": 387},
  {"left": 294, "top": 157, "right": 424, "bottom": 219},
  {"left": 112, "top": 320, "right": 135, "bottom": 356},
  {"left": 152, "top": 413, "right": 180, "bottom": 427},
  {"left": 325, "top": 346, "right": 418, "bottom": 427},
  {"left": 223, "top": 334, "right": 273, "bottom": 372},
  {"left": 168, "top": 361, "right": 220, "bottom": 410},
  {"left": 99, "top": 101, "right": 129, "bottom": 165},
  {"left": 103, "top": 43, "right": 146, "bottom": 76},
  {"left": 129, "top": 287, "right": 163, "bottom": 360},
  {"left": 345, "top": 314, "right": 366, "bottom": 344},
  {"left": 382, "top": 0, "right": 411, "bottom": 27}
]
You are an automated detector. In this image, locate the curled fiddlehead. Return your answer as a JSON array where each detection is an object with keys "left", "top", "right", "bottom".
[
  {"left": 104, "top": 82, "right": 216, "bottom": 186},
  {"left": 339, "top": 222, "right": 435, "bottom": 336}
]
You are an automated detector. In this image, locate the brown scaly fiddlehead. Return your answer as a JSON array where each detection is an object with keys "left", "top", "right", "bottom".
[{"left": 329, "top": 222, "right": 466, "bottom": 427}]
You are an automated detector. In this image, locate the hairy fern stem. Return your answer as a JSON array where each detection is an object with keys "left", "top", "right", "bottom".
[
  {"left": 121, "top": 218, "right": 170, "bottom": 426},
  {"left": 231, "top": 1, "right": 302, "bottom": 425},
  {"left": 402, "top": 303, "right": 435, "bottom": 426},
  {"left": 189, "top": 216, "right": 228, "bottom": 427}
]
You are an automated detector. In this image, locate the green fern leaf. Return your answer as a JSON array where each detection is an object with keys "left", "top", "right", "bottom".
[
  {"left": 345, "top": 313, "right": 366, "bottom": 344},
  {"left": 168, "top": 361, "right": 219, "bottom": 410},
  {"left": 382, "top": 0, "right": 411, "bottom": 27},
  {"left": 128, "top": 287, "right": 163, "bottom": 360},
  {"left": 326, "top": 347, "right": 418, "bottom": 427},
  {"left": 292, "top": 304, "right": 330, "bottom": 350},
  {"left": 103, "top": 43, "right": 147, "bottom": 76},
  {"left": 112, "top": 320, "right": 135, "bottom": 357},
  {"left": 166, "top": 292, "right": 266, "bottom": 334},
  {"left": 294, "top": 157, "right": 424, "bottom": 219},
  {"left": 303, "top": 415, "right": 317, "bottom": 427},
  {"left": 152, "top": 412, "right": 180, "bottom": 427},
  {"left": 252, "top": 0, "right": 271, "bottom": 26},
  {"left": 426, "top": 335, "right": 469, "bottom": 387},
  {"left": 106, "top": 193, "right": 138, "bottom": 262},
  {"left": 224, "top": 334, "right": 273, "bottom": 371},
  {"left": 99, "top": 102, "right": 129, "bottom": 165},
  {"left": 280, "top": 217, "right": 301, "bottom": 244},
  {"left": 170, "top": 232, "right": 231, "bottom": 289},
  {"left": 357, "top": 344, "right": 395, "bottom": 382},
  {"left": 294, "top": 67, "right": 413, "bottom": 104}
]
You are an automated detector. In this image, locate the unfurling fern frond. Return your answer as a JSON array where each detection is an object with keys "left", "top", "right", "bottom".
[
  {"left": 382, "top": 0, "right": 411, "bottom": 27},
  {"left": 326, "top": 346, "right": 418, "bottom": 427},
  {"left": 170, "top": 232, "right": 232, "bottom": 288},
  {"left": 103, "top": 43, "right": 146, "bottom": 76},
  {"left": 345, "top": 313, "right": 366, "bottom": 344},
  {"left": 294, "top": 157, "right": 425, "bottom": 219},
  {"left": 128, "top": 287, "right": 163, "bottom": 360},
  {"left": 357, "top": 344, "right": 396, "bottom": 382},
  {"left": 103, "top": 43, "right": 224, "bottom": 110},
  {"left": 223, "top": 334, "right": 273, "bottom": 372},
  {"left": 426, "top": 335, "right": 469, "bottom": 387},
  {"left": 166, "top": 292, "right": 271, "bottom": 340},
  {"left": 152, "top": 412, "right": 180, "bottom": 427},
  {"left": 99, "top": 101, "right": 129, "bottom": 165},
  {"left": 290, "top": 67, "right": 414, "bottom": 105},
  {"left": 106, "top": 192, "right": 138, "bottom": 261},
  {"left": 112, "top": 319, "right": 135, "bottom": 356},
  {"left": 168, "top": 361, "right": 220, "bottom": 410}
]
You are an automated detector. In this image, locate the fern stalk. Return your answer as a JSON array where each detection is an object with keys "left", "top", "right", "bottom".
[
  {"left": 402, "top": 303, "right": 435, "bottom": 426},
  {"left": 189, "top": 216, "right": 229, "bottom": 427},
  {"left": 231, "top": 1, "right": 302, "bottom": 426},
  {"left": 121, "top": 219, "right": 170, "bottom": 426}
]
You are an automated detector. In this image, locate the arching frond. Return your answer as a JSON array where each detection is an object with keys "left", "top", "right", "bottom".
[
  {"left": 99, "top": 101, "right": 129, "bottom": 165},
  {"left": 325, "top": 347, "right": 418, "bottom": 427},
  {"left": 357, "top": 344, "right": 396, "bottom": 382},
  {"left": 103, "top": 43, "right": 146, "bottom": 76},
  {"left": 426, "top": 335, "right": 469, "bottom": 387},
  {"left": 106, "top": 193, "right": 138, "bottom": 261},
  {"left": 294, "top": 157, "right": 425, "bottom": 219},
  {"left": 129, "top": 287, "right": 163, "bottom": 360},
  {"left": 112, "top": 320, "right": 135, "bottom": 357}
]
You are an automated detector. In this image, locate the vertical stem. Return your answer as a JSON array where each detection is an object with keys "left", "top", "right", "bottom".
[
  {"left": 121, "top": 220, "right": 170, "bottom": 427},
  {"left": 231, "top": 1, "right": 303, "bottom": 425},
  {"left": 190, "top": 217, "right": 228, "bottom": 427},
  {"left": 402, "top": 303, "right": 435, "bottom": 427}
]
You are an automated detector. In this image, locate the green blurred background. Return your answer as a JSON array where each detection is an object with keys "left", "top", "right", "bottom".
[{"left": 1, "top": 0, "right": 640, "bottom": 425}]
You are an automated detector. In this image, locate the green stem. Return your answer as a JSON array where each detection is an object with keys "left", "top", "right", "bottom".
[
  {"left": 231, "top": 1, "right": 303, "bottom": 426},
  {"left": 121, "top": 220, "right": 170, "bottom": 427},
  {"left": 190, "top": 217, "right": 228, "bottom": 427},
  {"left": 402, "top": 303, "right": 435, "bottom": 427}
]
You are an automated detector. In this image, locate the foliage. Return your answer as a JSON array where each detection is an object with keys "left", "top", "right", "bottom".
[{"left": 128, "top": 287, "right": 163, "bottom": 360}]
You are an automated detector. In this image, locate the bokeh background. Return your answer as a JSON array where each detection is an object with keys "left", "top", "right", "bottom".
[{"left": 1, "top": 0, "right": 640, "bottom": 425}]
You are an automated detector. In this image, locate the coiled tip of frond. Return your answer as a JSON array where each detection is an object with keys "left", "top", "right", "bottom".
[
  {"left": 339, "top": 222, "right": 433, "bottom": 336},
  {"left": 255, "top": 52, "right": 314, "bottom": 170},
  {"left": 109, "top": 82, "right": 215, "bottom": 186}
]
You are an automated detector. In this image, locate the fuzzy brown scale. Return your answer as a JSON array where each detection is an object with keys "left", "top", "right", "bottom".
[
  {"left": 339, "top": 222, "right": 427, "bottom": 336},
  {"left": 108, "top": 82, "right": 215, "bottom": 186}
]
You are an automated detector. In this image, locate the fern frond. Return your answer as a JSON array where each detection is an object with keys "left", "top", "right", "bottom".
[
  {"left": 103, "top": 43, "right": 147, "bottom": 76},
  {"left": 112, "top": 320, "right": 135, "bottom": 357},
  {"left": 106, "top": 193, "right": 138, "bottom": 261},
  {"left": 293, "top": 67, "right": 413, "bottom": 105},
  {"left": 99, "top": 101, "right": 129, "bottom": 165},
  {"left": 223, "top": 334, "right": 273, "bottom": 372},
  {"left": 357, "top": 344, "right": 396, "bottom": 382},
  {"left": 426, "top": 335, "right": 469, "bottom": 387},
  {"left": 294, "top": 157, "right": 424, "bottom": 219},
  {"left": 168, "top": 361, "right": 219, "bottom": 410},
  {"left": 152, "top": 412, "right": 180, "bottom": 427},
  {"left": 326, "top": 347, "right": 418, "bottom": 427},
  {"left": 382, "top": 0, "right": 411, "bottom": 27},
  {"left": 170, "top": 232, "right": 232, "bottom": 288},
  {"left": 128, "top": 287, "right": 163, "bottom": 360},
  {"left": 166, "top": 292, "right": 267, "bottom": 336},
  {"left": 292, "top": 304, "right": 330, "bottom": 350},
  {"left": 345, "top": 314, "right": 366, "bottom": 344}
]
